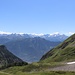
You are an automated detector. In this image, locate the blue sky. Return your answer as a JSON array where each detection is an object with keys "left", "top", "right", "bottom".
[{"left": 0, "top": 0, "right": 75, "bottom": 35}]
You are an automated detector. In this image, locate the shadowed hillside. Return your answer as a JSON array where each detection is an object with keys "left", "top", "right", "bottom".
[{"left": 0, "top": 45, "right": 27, "bottom": 69}]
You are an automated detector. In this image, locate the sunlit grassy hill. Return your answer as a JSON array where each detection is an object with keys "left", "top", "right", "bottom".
[{"left": 40, "top": 34, "right": 75, "bottom": 62}]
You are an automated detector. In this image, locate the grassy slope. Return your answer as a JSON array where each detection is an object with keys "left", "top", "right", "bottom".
[
  {"left": 0, "top": 71, "right": 12, "bottom": 75},
  {"left": 1, "top": 65, "right": 75, "bottom": 75},
  {"left": 40, "top": 34, "right": 75, "bottom": 63}
]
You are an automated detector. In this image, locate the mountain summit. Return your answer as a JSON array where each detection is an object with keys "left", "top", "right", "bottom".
[
  {"left": 41, "top": 34, "right": 75, "bottom": 62},
  {"left": 0, "top": 32, "right": 68, "bottom": 44}
]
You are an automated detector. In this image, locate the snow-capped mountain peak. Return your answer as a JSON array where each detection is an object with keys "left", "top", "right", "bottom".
[{"left": 0, "top": 31, "right": 69, "bottom": 42}]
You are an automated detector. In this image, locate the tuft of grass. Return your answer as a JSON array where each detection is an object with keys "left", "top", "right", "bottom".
[{"left": 0, "top": 72, "right": 11, "bottom": 75}]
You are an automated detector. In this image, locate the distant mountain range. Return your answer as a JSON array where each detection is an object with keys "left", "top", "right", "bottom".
[
  {"left": 0, "top": 33, "right": 68, "bottom": 62},
  {"left": 0, "top": 33, "right": 68, "bottom": 43}
]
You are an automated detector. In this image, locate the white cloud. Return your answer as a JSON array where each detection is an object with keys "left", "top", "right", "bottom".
[
  {"left": 66, "top": 32, "right": 75, "bottom": 36},
  {"left": 30, "top": 33, "right": 44, "bottom": 36},
  {"left": 0, "top": 31, "right": 12, "bottom": 34},
  {"left": 50, "top": 32, "right": 60, "bottom": 35},
  {"left": 0, "top": 31, "right": 25, "bottom": 35},
  {"left": 68, "top": 32, "right": 74, "bottom": 35}
]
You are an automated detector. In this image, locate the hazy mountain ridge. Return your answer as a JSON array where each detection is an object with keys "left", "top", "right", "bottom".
[
  {"left": 0, "top": 33, "right": 68, "bottom": 43},
  {"left": 4, "top": 37, "right": 60, "bottom": 62}
]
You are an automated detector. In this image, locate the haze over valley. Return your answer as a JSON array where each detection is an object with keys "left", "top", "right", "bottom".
[{"left": 0, "top": 32, "right": 68, "bottom": 62}]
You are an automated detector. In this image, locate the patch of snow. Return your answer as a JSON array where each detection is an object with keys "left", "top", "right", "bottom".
[{"left": 67, "top": 62, "right": 75, "bottom": 64}]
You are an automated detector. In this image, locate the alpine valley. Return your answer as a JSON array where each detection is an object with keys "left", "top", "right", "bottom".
[{"left": 0, "top": 33, "right": 68, "bottom": 62}]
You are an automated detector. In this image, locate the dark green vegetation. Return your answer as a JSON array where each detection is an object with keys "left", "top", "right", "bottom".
[
  {"left": 0, "top": 66, "right": 75, "bottom": 75},
  {"left": 1, "top": 65, "right": 75, "bottom": 75},
  {"left": 0, "top": 45, "right": 27, "bottom": 69},
  {"left": 5, "top": 37, "right": 60, "bottom": 62},
  {"left": 41, "top": 34, "right": 75, "bottom": 62}
]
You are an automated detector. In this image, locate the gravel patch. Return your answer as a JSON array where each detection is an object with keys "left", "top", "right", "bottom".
[{"left": 48, "top": 62, "right": 75, "bottom": 71}]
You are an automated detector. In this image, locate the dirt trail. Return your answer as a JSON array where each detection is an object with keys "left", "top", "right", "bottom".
[
  {"left": 50, "top": 64, "right": 75, "bottom": 71},
  {"left": 48, "top": 62, "right": 75, "bottom": 71}
]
